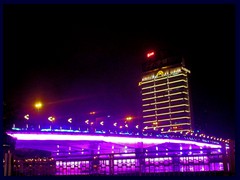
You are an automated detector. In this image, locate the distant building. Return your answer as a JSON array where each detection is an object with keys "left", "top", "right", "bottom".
[
  {"left": 139, "top": 51, "right": 192, "bottom": 133},
  {"left": 13, "top": 149, "right": 55, "bottom": 176}
]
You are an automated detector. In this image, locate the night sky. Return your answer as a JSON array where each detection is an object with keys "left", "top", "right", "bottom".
[{"left": 3, "top": 4, "right": 235, "bottom": 139}]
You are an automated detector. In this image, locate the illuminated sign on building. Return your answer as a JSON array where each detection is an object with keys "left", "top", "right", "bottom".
[
  {"left": 156, "top": 70, "right": 164, "bottom": 77},
  {"left": 142, "top": 67, "right": 182, "bottom": 81},
  {"left": 147, "top": 51, "right": 155, "bottom": 58}
]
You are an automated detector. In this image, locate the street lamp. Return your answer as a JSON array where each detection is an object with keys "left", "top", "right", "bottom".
[
  {"left": 68, "top": 118, "right": 72, "bottom": 130},
  {"left": 34, "top": 102, "right": 43, "bottom": 112},
  {"left": 24, "top": 114, "right": 30, "bottom": 120},
  {"left": 68, "top": 118, "right": 72, "bottom": 123},
  {"left": 126, "top": 116, "right": 133, "bottom": 121},
  {"left": 90, "top": 111, "right": 96, "bottom": 115},
  {"left": 24, "top": 114, "right": 30, "bottom": 129},
  {"left": 48, "top": 116, "right": 55, "bottom": 130},
  {"left": 48, "top": 116, "right": 55, "bottom": 122}
]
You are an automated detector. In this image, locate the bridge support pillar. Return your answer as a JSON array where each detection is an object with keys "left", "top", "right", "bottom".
[
  {"left": 228, "top": 140, "right": 235, "bottom": 174},
  {"left": 135, "top": 142, "right": 145, "bottom": 176},
  {"left": 3, "top": 150, "right": 12, "bottom": 176},
  {"left": 109, "top": 154, "right": 114, "bottom": 175},
  {"left": 221, "top": 142, "right": 228, "bottom": 174}
]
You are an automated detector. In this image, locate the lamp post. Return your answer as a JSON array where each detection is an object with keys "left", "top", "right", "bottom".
[
  {"left": 125, "top": 116, "right": 133, "bottom": 134},
  {"left": 48, "top": 116, "right": 55, "bottom": 130},
  {"left": 68, "top": 118, "right": 72, "bottom": 130},
  {"left": 34, "top": 101, "right": 43, "bottom": 129},
  {"left": 89, "top": 111, "right": 96, "bottom": 133},
  {"left": 24, "top": 114, "right": 30, "bottom": 129}
]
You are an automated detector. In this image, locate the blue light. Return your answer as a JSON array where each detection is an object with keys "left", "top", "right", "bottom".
[
  {"left": 41, "top": 129, "right": 52, "bottom": 132},
  {"left": 54, "top": 129, "right": 75, "bottom": 132},
  {"left": 12, "top": 127, "right": 21, "bottom": 131},
  {"left": 95, "top": 131, "right": 103, "bottom": 134},
  {"left": 40, "top": 128, "right": 82, "bottom": 133},
  {"left": 119, "top": 132, "right": 129, "bottom": 135}
]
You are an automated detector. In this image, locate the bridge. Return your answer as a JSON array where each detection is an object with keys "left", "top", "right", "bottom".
[{"left": 4, "top": 128, "right": 235, "bottom": 176}]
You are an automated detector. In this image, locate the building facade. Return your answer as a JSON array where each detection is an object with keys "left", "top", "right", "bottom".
[{"left": 140, "top": 52, "right": 192, "bottom": 133}]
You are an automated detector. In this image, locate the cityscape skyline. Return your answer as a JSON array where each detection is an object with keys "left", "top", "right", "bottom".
[{"left": 3, "top": 4, "right": 235, "bottom": 139}]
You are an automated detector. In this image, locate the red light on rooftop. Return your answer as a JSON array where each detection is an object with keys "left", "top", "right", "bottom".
[{"left": 147, "top": 51, "right": 155, "bottom": 58}]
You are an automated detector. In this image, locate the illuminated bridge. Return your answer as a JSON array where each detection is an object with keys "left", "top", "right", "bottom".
[{"left": 5, "top": 128, "right": 235, "bottom": 176}]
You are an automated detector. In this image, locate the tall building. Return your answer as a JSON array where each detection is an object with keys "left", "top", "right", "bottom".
[{"left": 139, "top": 51, "right": 192, "bottom": 133}]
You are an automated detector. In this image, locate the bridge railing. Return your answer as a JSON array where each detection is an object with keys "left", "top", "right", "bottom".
[
  {"left": 53, "top": 148, "right": 231, "bottom": 176},
  {"left": 4, "top": 147, "right": 234, "bottom": 176}
]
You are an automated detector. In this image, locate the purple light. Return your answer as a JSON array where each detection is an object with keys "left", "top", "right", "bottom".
[
  {"left": 7, "top": 133, "right": 105, "bottom": 141},
  {"left": 7, "top": 132, "right": 221, "bottom": 148},
  {"left": 115, "top": 153, "right": 135, "bottom": 157},
  {"left": 105, "top": 136, "right": 140, "bottom": 143}
]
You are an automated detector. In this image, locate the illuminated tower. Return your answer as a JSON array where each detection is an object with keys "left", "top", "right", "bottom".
[{"left": 139, "top": 51, "right": 192, "bottom": 133}]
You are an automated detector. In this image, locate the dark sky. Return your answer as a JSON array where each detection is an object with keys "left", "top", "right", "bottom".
[{"left": 3, "top": 4, "right": 235, "bottom": 139}]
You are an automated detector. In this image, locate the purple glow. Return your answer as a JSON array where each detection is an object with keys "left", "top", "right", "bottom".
[
  {"left": 7, "top": 133, "right": 105, "bottom": 141},
  {"left": 7, "top": 132, "right": 222, "bottom": 148},
  {"left": 104, "top": 136, "right": 141, "bottom": 143},
  {"left": 115, "top": 153, "right": 135, "bottom": 157}
]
